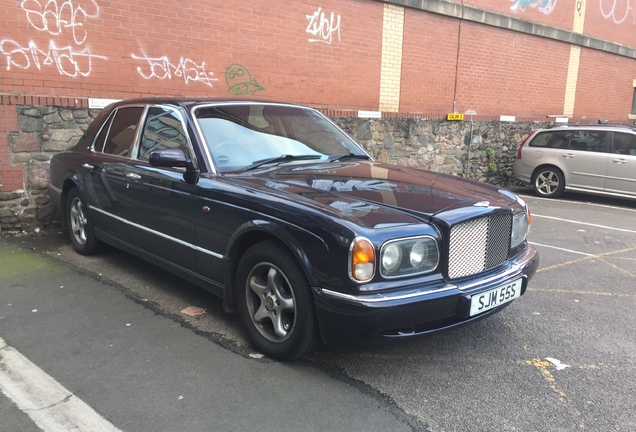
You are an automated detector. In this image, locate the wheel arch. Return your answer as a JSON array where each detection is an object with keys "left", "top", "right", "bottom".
[
  {"left": 222, "top": 220, "right": 328, "bottom": 311},
  {"left": 59, "top": 176, "right": 84, "bottom": 229},
  {"left": 531, "top": 164, "right": 566, "bottom": 185}
]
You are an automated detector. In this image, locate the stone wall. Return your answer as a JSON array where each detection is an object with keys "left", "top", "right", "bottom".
[
  {"left": 0, "top": 105, "right": 100, "bottom": 233},
  {"left": 333, "top": 117, "right": 550, "bottom": 184},
  {"left": 0, "top": 105, "right": 550, "bottom": 233}
]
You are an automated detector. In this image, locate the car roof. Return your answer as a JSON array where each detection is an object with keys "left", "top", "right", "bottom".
[
  {"left": 105, "top": 97, "right": 305, "bottom": 111},
  {"left": 541, "top": 124, "right": 636, "bottom": 133}
]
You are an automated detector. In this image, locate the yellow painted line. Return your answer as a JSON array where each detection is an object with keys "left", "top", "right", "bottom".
[
  {"left": 537, "top": 256, "right": 591, "bottom": 272},
  {"left": 537, "top": 247, "right": 635, "bottom": 273},
  {"left": 598, "top": 258, "right": 635, "bottom": 277},
  {"left": 522, "top": 358, "right": 568, "bottom": 401}
]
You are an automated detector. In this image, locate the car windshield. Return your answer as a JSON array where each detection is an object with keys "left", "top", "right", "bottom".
[{"left": 194, "top": 104, "right": 368, "bottom": 172}]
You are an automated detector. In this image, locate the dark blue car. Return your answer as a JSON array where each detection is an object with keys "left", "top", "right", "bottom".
[{"left": 48, "top": 98, "right": 539, "bottom": 360}]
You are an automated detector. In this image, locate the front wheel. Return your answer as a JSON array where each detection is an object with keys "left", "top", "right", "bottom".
[
  {"left": 532, "top": 167, "right": 565, "bottom": 198},
  {"left": 235, "top": 241, "right": 317, "bottom": 361},
  {"left": 66, "top": 187, "right": 102, "bottom": 255}
]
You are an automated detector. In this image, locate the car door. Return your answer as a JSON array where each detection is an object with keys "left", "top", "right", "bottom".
[
  {"left": 83, "top": 105, "right": 145, "bottom": 241},
  {"left": 562, "top": 130, "right": 609, "bottom": 192},
  {"left": 123, "top": 105, "right": 199, "bottom": 273},
  {"left": 605, "top": 132, "right": 636, "bottom": 197}
]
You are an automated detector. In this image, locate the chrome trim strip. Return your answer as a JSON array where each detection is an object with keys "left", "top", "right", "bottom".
[
  {"left": 90, "top": 206, "right": 224, "bottom": 259},
  {"left": 322, "top": 247, "right": 537, "bottom": 304},
  {"left": 322, "top": 284, "right": 457, "bottom": 304}
]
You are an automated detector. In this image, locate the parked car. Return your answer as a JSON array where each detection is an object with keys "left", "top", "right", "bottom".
[
  {"left": 513, "top": 124, "right": 636, "bottom": 199},
  {"left": 49, "top": 98, "right": 539, "bottom": 360}
]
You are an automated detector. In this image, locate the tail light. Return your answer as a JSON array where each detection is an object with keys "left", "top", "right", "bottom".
[{"left": 517, "top": 132, "right": 534, "bottom": 159}]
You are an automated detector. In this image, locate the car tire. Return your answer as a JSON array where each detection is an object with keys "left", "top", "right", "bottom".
[
  {"left": 235, "top": 241, "right": 317, "bottom": 361},
  {"left": 66, "top": 187, "right": 102, "bottom": 255},
  {"left": 532, "top": 167, "right": 565, "bottom": 198}
]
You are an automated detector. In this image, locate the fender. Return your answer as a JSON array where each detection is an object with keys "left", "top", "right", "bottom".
[{"left": 222, "top": 219, "right": 330, "bottom": 310}]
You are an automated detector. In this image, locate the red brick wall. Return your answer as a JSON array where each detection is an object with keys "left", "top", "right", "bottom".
[
  {"left": 585, "top": 0, "right": 636, "bottom": 47},
  {"left": 575, "top": 48, "right": 636, "bottom": 119},
  {"left": 454, "top": 23, "right": 570, "bottom": 118},
  {"left": 464, "top": 0, "right": 574, "bottom": 30},
  {"left": 400, "top": 9, "right": 459, "bottom": 114},
  {"left": 0, "top": 0, "right": 382, "bottom": 109},
  {"left": 0, "top": 105, "right": 21, "bottom": 193}
]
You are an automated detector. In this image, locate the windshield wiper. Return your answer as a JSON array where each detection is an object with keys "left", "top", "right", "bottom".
[
  {"left": 327, "top": 153, "right": 371, "bottom": 162},
  {"left": 244, "top": 154, "right": 323, "bottom": 171}
]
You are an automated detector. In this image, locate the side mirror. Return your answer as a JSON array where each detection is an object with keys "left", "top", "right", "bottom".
[
  {"left": 149, "top": 149, "right": 193, "bottom": 169},
  {"left": 149, "top": 149, "right": 199, "bottom": 184}
]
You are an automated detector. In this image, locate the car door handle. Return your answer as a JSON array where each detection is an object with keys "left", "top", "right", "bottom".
[
  {"left": 125, "top": 173, "right": 142, "bottom": 180},
  {"left": 612, "top": 158, "right": 626, "bottom": 164},
  {"left": 82, "top": 163, "right": 95, "bottom": 170},
  {"left": 561, "top": 153, "right": 574, "bottom": 159}
]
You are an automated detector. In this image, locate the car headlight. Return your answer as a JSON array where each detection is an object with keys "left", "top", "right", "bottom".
[
  {"left": 511, "top": 207, "right": 530, "bottom": 249},
  {"left": 380, "top": 236, "right": 438, "bottom": 278}
]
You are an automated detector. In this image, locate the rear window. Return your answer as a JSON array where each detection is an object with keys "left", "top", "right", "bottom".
[
  {"left": 529, "top": 131, "right": 569, "bottom": 149},
  {"left": 94, "top": 106, "right": 144, "bottom": 157},
  {"left": 530, "top": 130, "right": 607, "bottom": 153}
]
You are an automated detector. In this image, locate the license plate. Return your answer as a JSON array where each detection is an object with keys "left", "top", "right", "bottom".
[{"left": 469, "top": 279, "right": 522, "bottom": 316}]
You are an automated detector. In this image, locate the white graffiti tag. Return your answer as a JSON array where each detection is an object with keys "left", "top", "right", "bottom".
[
  {"left": 306, "top": 7, "right": 341, "bottom": 44},
  {"left": 599, "top": 0, "right": 636, "bottom": 24},
  {"left": 0, "top": 39, "right": 107, "bottom": 77},
  {"left": 132, "top": 52, "right": 219, "bottom": 87},
  {"left": 21, "top": 0, "right": 100, "bottom": 45},
  {"left": 510, "top": 0, "right": 558, "bottom": 14}
]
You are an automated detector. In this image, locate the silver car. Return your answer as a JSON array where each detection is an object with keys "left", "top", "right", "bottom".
[{"left": 513, "top": 125, "right": 636, "bottom": 199}]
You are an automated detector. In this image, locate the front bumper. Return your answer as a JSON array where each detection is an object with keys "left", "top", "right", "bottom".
[{"left": 313, "top": 246, "right": 539, "bottom": 346}]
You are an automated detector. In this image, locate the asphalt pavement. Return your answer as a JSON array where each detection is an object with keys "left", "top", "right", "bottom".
[
  {"left": 1, "top": 189, "right": 635, "bottom": 432},
  {"left": 0, "top": 237, "right": 420, "bottom": 432}
]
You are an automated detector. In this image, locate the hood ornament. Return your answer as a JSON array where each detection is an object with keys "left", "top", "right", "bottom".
[{"left": 474, "top": 201, "right": 490, "bottom": 207}]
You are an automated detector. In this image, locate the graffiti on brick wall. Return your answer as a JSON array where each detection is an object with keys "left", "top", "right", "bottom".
[
  {"left": 21, "top": 0, "right": 100, "bottom": 45},
  {"left": 225, "top": 64, "right": 264, "bottom": 96},
  {"left": 599, "top": 0, "right": 636, "bottom": 24},
  {"left": 131, "top": 52, "right": 219, "bottom": 87},
  {"left": 510, "top": 0, "right": 558, "bottom": 14},
  {"left": 0, "top": 40, "right": 106, "bottom": 77},
  {"left": 0, "top": 0, "right": 106, "bottom": 76},
  {"left": 306, "top": 7, "right": 341, "bottom": 44}
]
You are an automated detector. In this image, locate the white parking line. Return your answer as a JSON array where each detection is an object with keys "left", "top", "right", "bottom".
[
  {"left": 0, "top": 337, "right": 122, "bottom": 432},
  {"left": 518, "top": 193, "right": 636, "bottom": 213},
  {"left": 532, "top": 214, "right": 636, "bottom": 234},
  {"left": 528, "top": 242, "right": 595, "bottom": 256}
]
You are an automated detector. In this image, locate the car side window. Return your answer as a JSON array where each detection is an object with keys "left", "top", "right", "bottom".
[
  {"left": 92, "top": 111, "right": 115, "bottom": 153},
  {"left": 567, "top": 131, "right": 607, "bottom": 153},
  {"left": 100, "top": 107, "right": 144, "bottom": 157},
  {"left": 138, "top": 106, "right": 191, "bottom": 161},
  {"left": 529, "top": 131, "right": 569, "bottom": 149},
  {"left": 612, "top": 132, "right": 636, "bottom": 155}
]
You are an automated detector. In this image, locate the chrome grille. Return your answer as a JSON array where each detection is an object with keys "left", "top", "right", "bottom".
[{"left": 448, "top": 213, "right": 512, "bottom": 279}]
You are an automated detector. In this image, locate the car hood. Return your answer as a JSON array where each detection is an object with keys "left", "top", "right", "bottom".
[{"left": 225, "top": 161, "right": 517, "bottom": 228}]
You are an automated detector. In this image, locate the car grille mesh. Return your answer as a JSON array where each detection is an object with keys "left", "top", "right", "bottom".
[{"left": 448, "top": 213, "right": 512, "bottom": 279}]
